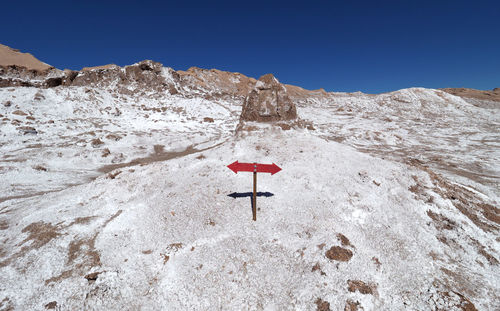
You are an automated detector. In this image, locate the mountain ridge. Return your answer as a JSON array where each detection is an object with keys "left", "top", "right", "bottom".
[{"left": 1, "top": 43, "right": 498, "bottom": 102}]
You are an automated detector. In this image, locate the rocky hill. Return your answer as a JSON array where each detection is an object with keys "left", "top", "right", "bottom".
[{"left": 0, "top": 44, "right": 498, "bottom": 310}]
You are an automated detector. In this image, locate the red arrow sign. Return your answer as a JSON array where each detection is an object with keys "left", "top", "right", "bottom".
[{"left": 227, "top": 161, "right": 282, "bottom": 175}]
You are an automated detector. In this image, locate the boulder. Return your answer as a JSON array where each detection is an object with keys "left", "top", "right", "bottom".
[{"left": 240, "top": 74, "right": 297, "bottom": 122}]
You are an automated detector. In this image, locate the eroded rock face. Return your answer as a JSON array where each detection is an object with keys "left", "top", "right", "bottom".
[
  {"left": 72, "top": 60, "right": 178, "bottom": 94},
  {"left": 240, "top": 74, "right": 297, "bottom": 122}
]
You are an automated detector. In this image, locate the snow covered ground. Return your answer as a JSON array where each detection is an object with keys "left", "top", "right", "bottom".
[
  {"left": 297, "top": 88, "right": 500, "bottom": 202},
  {"left": 0, "top": 79, "right": 499, "bottom": 310},
  {"left": 0, "top": 86, "right": 240, "bottom": 200}
]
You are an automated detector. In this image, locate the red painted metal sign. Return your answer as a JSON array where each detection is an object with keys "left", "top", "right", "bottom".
[
  {"left": 227, "top": 161, "right": 281, "bottom": 175},
  {"left": 227, "top": 161, "right": 281, "bottom": 221}
]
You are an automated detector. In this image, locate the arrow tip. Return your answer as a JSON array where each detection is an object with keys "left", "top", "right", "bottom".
[
  {"left": 271, "top": 163, "right": 282, "bottom": 175},
  {"left": 227, "top": 161, "right": 239, "bottom": 174}
]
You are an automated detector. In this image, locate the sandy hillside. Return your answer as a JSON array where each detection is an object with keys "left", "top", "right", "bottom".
[{"left": 0, "top": 44, "right": 52, "bottom": 71}]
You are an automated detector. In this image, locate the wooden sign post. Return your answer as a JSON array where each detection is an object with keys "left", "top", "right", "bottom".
[{"left": 227, "top": 161, "right": 282, "bottom": 221}]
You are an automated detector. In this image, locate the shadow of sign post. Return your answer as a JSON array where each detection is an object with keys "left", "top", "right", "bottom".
[
  {"left": 227, "top": 161, "right": 281, "bottom": 221},
  {"left": 227, "top": 192, "right": 275, "bottom": 217}
]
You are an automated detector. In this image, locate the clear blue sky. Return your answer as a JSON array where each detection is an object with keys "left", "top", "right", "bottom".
[{"left": 1, "top": 0, "right": 499, "bottom": 93}]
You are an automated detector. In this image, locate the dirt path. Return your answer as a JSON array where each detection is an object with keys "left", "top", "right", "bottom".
[
  {"left": 0, "top": 140, "right": 228, "bottom": 205},
  {"left": 98, "top": 140, "right": 226, "bottom": 174}
]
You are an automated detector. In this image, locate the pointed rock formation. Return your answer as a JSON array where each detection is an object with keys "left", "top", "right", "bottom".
[{"left": 240, "top": 74, "right": 297, "bottom": 122}]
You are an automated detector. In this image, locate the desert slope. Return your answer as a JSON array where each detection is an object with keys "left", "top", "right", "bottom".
[{"left": 1, "top": 131, "right": 497, "bottom": 310}]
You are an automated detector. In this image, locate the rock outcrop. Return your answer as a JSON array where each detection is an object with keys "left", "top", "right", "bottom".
[
  {"left": 240, "top": 74, "right": 297, "bottom": 122},
  {"left": 71, "top": 60, "right": 178, "bottom": 94},
  {"left": 176, "top": 67, "right": 257, "bottom": 100}
]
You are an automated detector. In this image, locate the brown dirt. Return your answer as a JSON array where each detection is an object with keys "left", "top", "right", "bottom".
[
  {"left": 203, "top": 117, "right": 214, "bottom": 123},
  {"left": 0, "top": 297, "right": 13, "bottom": 311},
  {"left": 408, "top": 160, "right": 499, "bottom": 233},
  {"left": 344, "top": 300, "right": 361, "bottom": 311},
  {"left": 20, "top": 222, "right": 62, "bottom": 250},
  {"left": 0, "top": 221, "right": 63, "bottom": 268},
  {"left": 337, "top": 233, "right": 353, "bottom": 248},
  {"left": 311, "top": 262, "right": 326, "bottom": 275},
  {"left": 325, "top": 246, "right": 353, "bottom": 262},
  {"left": 347, "top": 280, "right": 375, "bottom": 295},
  {"left": 68, "top": 216, "right": 96, "bottom": 226},
  {"left": 426, "top": 210, "right": 457, "bottom": 231},
  {"left": 45, "top": 210, "right": 121, "bottom": 285},
  {"left": 0, "top": 220, "right": 8, "bottom": 230},
  {"left": 430, "top": 289, "right": 478, "bottom": 311},
  {"left": 314, "top": 298, "right": 330, "bottom": 311},
  {"left": 276, "top": 123, "right": 292, "bottom": 130},
  {"left": 98, "top": 140, "right": 225, "bottom": 174},
  {"left": 441, "top": 87, "right": 500, "bottom": 102}
]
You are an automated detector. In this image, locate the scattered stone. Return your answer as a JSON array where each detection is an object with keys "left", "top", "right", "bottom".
[
  {"left": 44, "top": 301, "right": 57, "bottom": 309},
  {"left": 107, "top": 170, "right": 121, "bottom": 179},
  {"left": 344, "top": 300, "right": 360, "bottom": 311},
  {"left": 105, "top": 133, "right": 122, "bottom": 141},
  {"left": 26, "top": 115, "right": 35, "bottom": 120},
  {"left": 91, "top": 138, "right": 104, "bottom": 148},
  {"left": 203, "top": 117, "right": 214, "bottom": 123},
  {"left": 101, "top": 148, "right": 111, "bottom": 157},
  {"left": 153, "top": 144, "right": 164, "bottom": 155},
  {"left": 12, "top": 110, "right": 27, "bottom": 116},
  {"left": 3, "top": 101, "right": 12, "bottom": 107},
  {"left": 336, "top": 233, "right": 353, "bottom": 248},
  {"left": 33, "top": 165, "right": 47, "bottom": 172},
  {"left": 84, "top": 271, "right": 101, "bottom": 282},
  {"left": 45, "top": 77, "right": 62, "bottom": 88},
  {"left": 17, "top": 126, "right": 37, "bottom": 135},
  {"left": 312, "top": 262, "right": 326, "bottom": 275},
  {"left": 347, "top": 280, "right": 374, "bottom": 295},
  {"left": 34, "top": 92, "right": 45, "bottom": 101},
  {"left": 315, "top": 298, "right": 330, "bottom": 311},
  {"left": 240, "top": 74, "right": 297, "bottom": 122},
  {"left": 276, "top": 123, "right": 292, "bottom": 130},
  {"left": 326, "top": 246, "right": 353, "bottom": 262},
  {"left": 371, "top": 257, "right": 381, "bottom": 269}
]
